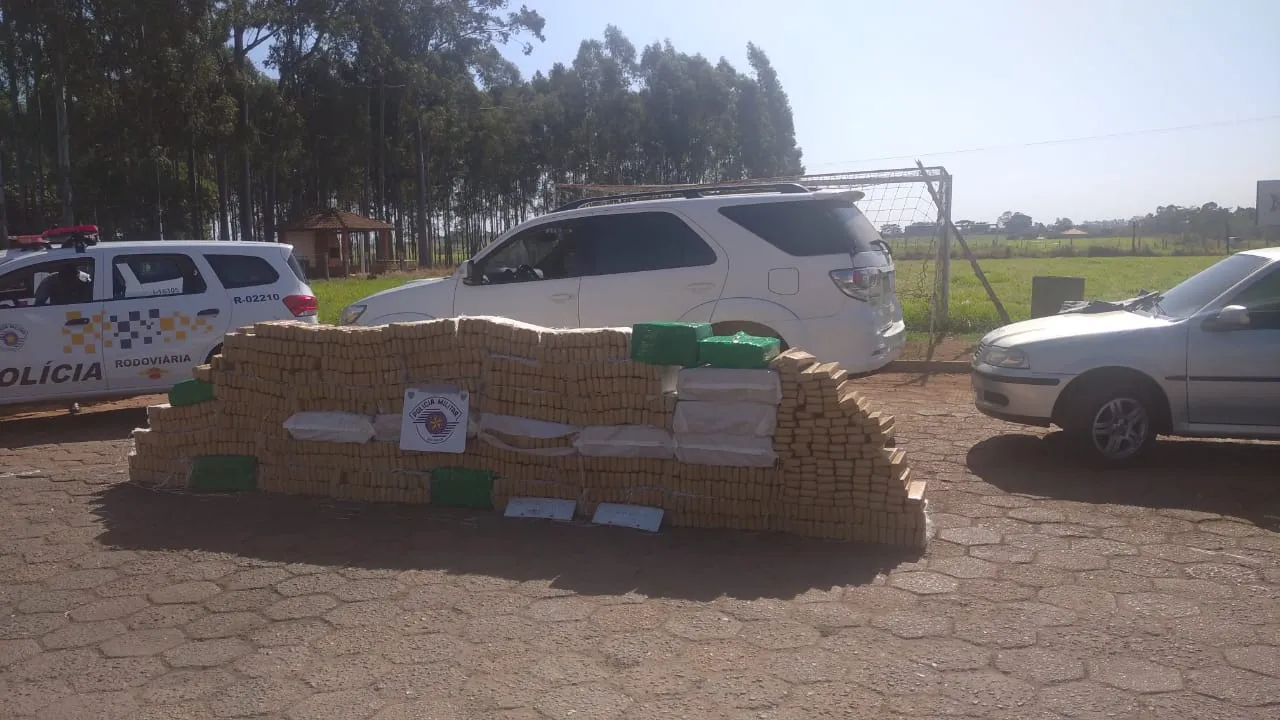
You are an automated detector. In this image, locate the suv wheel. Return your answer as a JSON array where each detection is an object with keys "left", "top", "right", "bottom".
[{"left": 1065, "top": 385, "right": 1158, "bottom": 465}]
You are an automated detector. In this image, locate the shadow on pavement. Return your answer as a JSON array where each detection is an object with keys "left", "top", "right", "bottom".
[
  {"left": 0, "top": 406, "right": 147, "bottom": 448},
  {"left": 968, "top": 432, "right": 1280, "bottom": 530},
  {"left": 90, "top": 483, "right": 918, "bottom": 602}
]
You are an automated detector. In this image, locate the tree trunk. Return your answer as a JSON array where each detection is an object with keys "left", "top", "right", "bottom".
[
  {"left": 0, "top": 152, "right": 8, "bottom": 249},
  {"left": 265, "top": 160, "right": 277, "bottom": 243},
  {"left": 415, "top": 115, "right": 429, "bottom": 267},
  {"left": 54, "top": 62, "right": 73, "bottom": 227},
  {"left": 235, "top": 24, "right": 253, "bottom": 243},
  {"left": 377, "top": 73, "right": 386, "bottom": 220},
  {"left": 216, "top": 150, "right": 231, "bottom": 241},
  {"left": 188, "top": 141, "right": 201, "bottom": 238}
]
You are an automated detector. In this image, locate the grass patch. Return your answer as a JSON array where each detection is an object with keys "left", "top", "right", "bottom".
[
  {"left": 895, "top": 255, "right": 1219, "bottom": 334},
  {"left": 312, "top": 271, "right": 449, "bottom": 324},
  {"left": 309, "top": 255, "right": 1223, "bottom": 335}
]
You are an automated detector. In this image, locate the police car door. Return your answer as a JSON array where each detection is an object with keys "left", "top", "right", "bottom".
[
  {"left": 0, "top": 254, "right": 107, "bottom": 403},
  {"left": 102, "top": 250, "right": 218, "bottom": 392}
]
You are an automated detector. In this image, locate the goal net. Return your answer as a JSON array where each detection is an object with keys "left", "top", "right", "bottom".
[{"left": 555, "top": 166, "right": 952, "bottom": 335}]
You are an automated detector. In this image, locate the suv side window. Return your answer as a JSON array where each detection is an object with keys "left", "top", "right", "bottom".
[
  {"left": 719, "top": 198, "right": 878, "bottom": 256},
  {"left": 1230, "top": 268, "right": 1280, "bottom": 330},
  {"left": 579, "top": 212, "right": 717, "bottom": 275},
  {"left": 205, "top": 254, "right": 281, "bottom": 289},
  {"left": 0, "top": 259, "right": 96, "bottom": 308},
  {"left": 112, "top": 253, "right": 207, "bottom": 300},
  {"left": 474, "top": 220, "right": 587, "bottom": 284}
]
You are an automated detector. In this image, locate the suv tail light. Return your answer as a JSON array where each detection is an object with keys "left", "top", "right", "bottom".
[
  {"left": 829, "top": 268, "right": 881, "bottom": 302},
  {"left": 283, "top": 294, "right": 318, "bottom": 317}
]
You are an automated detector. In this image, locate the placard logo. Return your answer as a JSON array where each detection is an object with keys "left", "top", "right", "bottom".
[
  {"left": 0, "top": 323, "right": 26, "bottom": 351},
  {"left": 408, "top": 394, "right": 463, "bottom": 445}
]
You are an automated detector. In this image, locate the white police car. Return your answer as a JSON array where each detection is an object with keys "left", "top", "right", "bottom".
[{"left": 0, "top": 226, "right": 317, "bottom": 411}]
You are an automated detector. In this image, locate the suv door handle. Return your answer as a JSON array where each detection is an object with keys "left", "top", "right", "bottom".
[
  {"left": 64, "top": 317, "right": 91, "bottom": 327},
  {"left": 197, "top": 308, "right": 220, "bottom": 317},
  {"left": 687, "top": 282, "right": 717, "bottom": 292},
  {"left": 549, "top": 293, "right": 576, "bottom": 303}
]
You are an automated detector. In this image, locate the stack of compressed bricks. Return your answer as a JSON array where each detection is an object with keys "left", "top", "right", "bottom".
[
  {"left": 771, "top": 349, "right": 926, "bottom": 546},
  {"left": 127, "top": 317, "right": 927, "bottom": 546}
]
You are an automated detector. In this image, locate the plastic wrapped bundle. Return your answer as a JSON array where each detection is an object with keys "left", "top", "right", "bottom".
[
  {"left": 697, "top": 332, "right": 781, "bottom": 369},
  {"left": 630, "top": 321, "right": 712, "bottom": 367}
]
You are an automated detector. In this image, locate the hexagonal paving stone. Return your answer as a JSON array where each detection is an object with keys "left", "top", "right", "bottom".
[
  {"left": 265, "top": 594, "right": 339, "bottom": 621},
  {"left": 1224, "top": 645, "right": 1280, "bottom": 679},
  {"left": 663, "top": 610, "right": 743, "bottom": 641},
  {"left": 163, "top": 638, "right": 252, "bottom": 668},
  {"left": 937, "top": 526, "right": 1002, "bottom": 546},
  {"left": 149, "top": 581, "right": 222, "bottom": 605},
  {"left": 995, "top": 647, "right": 1085, "bottom": 684},
  {"left": 868, "top": 610, "right": 952, "bottom": 639},
  {"left": 889, "top": 572, "right": 959, "bottom": 595},
  {"left": 40, "top": 620, "right": 127, "bottom": 649},
  {"left": 99, "top": 628, "right": 187, "bottom": 658},
  {"left": 1187, "top": 666, "right": 1280, "bottom": 706},
  {"left": 740, "top": 620, "right": 821, "bottom": 649},
  {"left": 928, "top": 556, "right": 999, "bottom": 579},
  {"left": 1089, "top": 657, "right": 1184, "bottom": 693}
]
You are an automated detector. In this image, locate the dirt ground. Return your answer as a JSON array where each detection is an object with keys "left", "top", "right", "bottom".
[{"left": 2, "top": 372, "right": 1278, "bottom": 719}]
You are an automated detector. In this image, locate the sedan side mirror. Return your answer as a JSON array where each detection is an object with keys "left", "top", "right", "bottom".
[
  {"left": 460, "top": 260, "right": 477, "bottom": 285},
  {"left": 1204, "top": 304, "right": 1251, "bottom": 331}
]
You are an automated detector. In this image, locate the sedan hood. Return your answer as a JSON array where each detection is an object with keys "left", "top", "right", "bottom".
[
  {"left": 364, "top": 275, "right": 453, "bottom": 302},
  {"left": 983, "top": 310, "right": 1168, "bottom": 348}
]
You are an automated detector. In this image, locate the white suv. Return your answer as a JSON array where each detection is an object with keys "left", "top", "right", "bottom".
[
  {"left": 339, "top": 183, "right": 905, "bottom": 373},
  {"left": 0, "top": 233, "right": 317, "bottom": 409}
]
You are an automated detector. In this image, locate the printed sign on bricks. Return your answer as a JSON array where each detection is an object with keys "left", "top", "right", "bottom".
[{"left": 399, "top": 385, "right": 469, "bottom": 454}]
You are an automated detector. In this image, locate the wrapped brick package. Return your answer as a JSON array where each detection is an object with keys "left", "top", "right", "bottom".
[{"left": 127, "top": 317, "right": 928, "bottom": 547}]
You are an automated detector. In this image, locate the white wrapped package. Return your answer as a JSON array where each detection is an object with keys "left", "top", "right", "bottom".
[
  {"left": 284, "top": 412, "right": 375, "bottom": 444},
  {"left": 674, "top": 433, "right": 777, "bottom": 467},
  {"left": 676, "top": 368, "right": 782, "bottom": 405},
  {"left": 574, "top": 425, "right": 675, "bottom": 459},
  {"left": 673, "top": 401, "right": 777, "bottom": 437},
  {"left": 477, "top": 413, "right": 579, "bottom": 439},
  {"left": 372, "top": 414, "right": 401, "bottom": 443}
]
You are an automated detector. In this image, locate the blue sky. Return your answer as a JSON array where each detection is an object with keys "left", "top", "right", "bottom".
[{"left": 495, "top": 0, "right": 1280, "bottom": 223}]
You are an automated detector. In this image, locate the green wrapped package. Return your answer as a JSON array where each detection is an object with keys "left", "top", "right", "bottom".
[
  {"left": 697, "top": 331, "right": 782, "bottom": 369},
  {"left": 189, "top": 455, "right": 257, "bottom": 492},
  {"left": 630, "top": 321, "right": 712, "bottom": 367},
  {"left": 168, "top": 378, "right": 215, "bottom": 407},
  {"left": 431, "top": 467, "right": 494, "bottom": 509}
]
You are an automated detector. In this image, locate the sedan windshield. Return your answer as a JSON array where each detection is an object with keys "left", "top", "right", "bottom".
[{"left": 1152, "top": 253, "right": 1270, "bottom": 319}]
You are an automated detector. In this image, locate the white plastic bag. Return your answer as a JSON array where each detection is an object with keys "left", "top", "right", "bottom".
[
  {"left": 477, "top": 413, "right": 580, "bottom": 439},
  {"left": 676, "top": 368, "right": 782, "bottom": 405},
  {"left": 283, "top": 411, "right": 375, "bottom": 444},
  {"left": 574, "top": 425, "right": 675, "bottom": 459},
  {"left": 672, "top": 400, "right": 777, "bottom": 437},
  {"left": 674, "top": 433, "right": 777, "bottom": 467},
  {"left": 372, "top": 414, "right": 401, "bottom": 443}
]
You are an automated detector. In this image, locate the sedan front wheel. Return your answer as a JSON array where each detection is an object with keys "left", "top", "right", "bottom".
[{"left": 1065, "top": 385, "right": 1159, "bottom": 465}]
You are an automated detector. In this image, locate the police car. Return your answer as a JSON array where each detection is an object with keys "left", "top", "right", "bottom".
[{"left": 0, "top": 226, "right": 318, "bottom": 411}]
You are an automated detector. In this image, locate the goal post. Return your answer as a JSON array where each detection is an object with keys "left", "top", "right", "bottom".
[{"left": 555, "top": 166, "right": 954, "bottom": 333}]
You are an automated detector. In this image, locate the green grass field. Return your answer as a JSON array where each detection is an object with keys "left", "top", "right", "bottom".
[
  {"left": 895, "top": 255, "right": 1220, "bottom": 334},
  {"left": 311, "top": 255, "right": 1223, "bottom": 333}
]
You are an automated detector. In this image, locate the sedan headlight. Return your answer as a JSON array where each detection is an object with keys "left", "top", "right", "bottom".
[
  {"left": 979, "top": 345, "right": 1029, "bottom": 369},
  {"left": 339, "top": 304, "right": 367, "bottom": 326}
]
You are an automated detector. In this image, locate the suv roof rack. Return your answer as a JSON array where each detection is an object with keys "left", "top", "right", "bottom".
[{"left": 551, "top": 182, "right": 813, "bottom": 213}]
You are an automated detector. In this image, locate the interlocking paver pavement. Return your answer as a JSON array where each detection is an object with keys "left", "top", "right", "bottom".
[{"left": 2, "top": 375, "right": 1278, "bottom": 718}]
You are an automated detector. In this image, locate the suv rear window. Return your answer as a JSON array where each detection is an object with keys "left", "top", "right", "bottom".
[
  {"left": 719, "top": 198, "right": 881, "bottom": 256},
  {"left": 204, "top": 254, "right": 280, "bottom": 289},
  {"left": 285, "top": 251, "right": 308, "bottom": 282}
]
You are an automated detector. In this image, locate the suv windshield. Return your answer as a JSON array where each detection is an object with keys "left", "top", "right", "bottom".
[{"left": 1151, "top": 253, "right": 1270, "bottom": 319}]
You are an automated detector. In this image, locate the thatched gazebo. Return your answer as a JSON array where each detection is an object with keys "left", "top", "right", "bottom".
[{"left": 278, "top": 210, "right": 397, "bottom": 279}]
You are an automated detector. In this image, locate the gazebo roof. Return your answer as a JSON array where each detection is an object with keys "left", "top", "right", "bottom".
[{"left": 281, "top": 209, "right": 393, "bottom": 232}]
